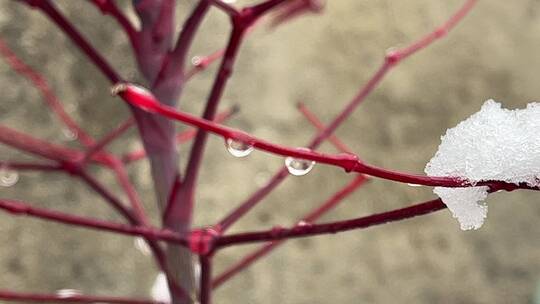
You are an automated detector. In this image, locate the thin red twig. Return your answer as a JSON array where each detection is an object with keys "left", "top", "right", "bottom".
[
  {"left": 22, "top": 0, "right": 121, "bottom": 83},
  {"left": 297, "top": 102, "right": 352, "bottom": 154},
  {"left": 0, "top": 199, "right": 188, "bottom": 246},
  {"left": 115, "top": 83, "right": 533, "bottom": 189},
  {"left": 81, "top": 117, "right": 135, "bottom": 164},
  {"left": 0, "top": 161, "right": 62, "bottom": 172},
  {"left": 88, "top": 0, "right": 138, "bottom": 47},
  {"left": 213, "top": 174, "right": 367, "bottom": 288},
  {"left": 0, "top": 37, "right": 95, "bottom": 147},
  {"left": 216, "top": 198, "right": 446, "bottom": 248}
]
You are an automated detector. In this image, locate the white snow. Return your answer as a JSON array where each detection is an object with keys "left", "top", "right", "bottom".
[
  {"left": 151, "top": 272, "right": 171, "bottom": 304},
  {"left": 425, "top": 99, "right": 540, "bottom": 230}
]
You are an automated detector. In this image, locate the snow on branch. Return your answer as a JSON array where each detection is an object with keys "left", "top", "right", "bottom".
[{"left": 426, "top": 100, "right": 540, "bottom": 230}]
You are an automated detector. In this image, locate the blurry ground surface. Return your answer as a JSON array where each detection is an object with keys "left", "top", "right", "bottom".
[{"left": 1, "top": 1, "right": 540, "bottom": 303}]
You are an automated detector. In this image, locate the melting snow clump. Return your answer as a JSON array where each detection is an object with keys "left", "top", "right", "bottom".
[
  {"left": 151, "top": 272, "right": 171, "bottom": 304},
  {"left": 425, "top": 99, "right": 540, "bottom": 230}
]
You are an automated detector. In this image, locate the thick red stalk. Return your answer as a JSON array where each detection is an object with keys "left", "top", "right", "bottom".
[
  {"left": 199, "top": 255, "right": 213, "bottom": 304},
  {"left": 213, "top": 175, "right": 367, "bottom": 288},
  {"left": 0, "top": 199, "right": 188, "bottom": 245},
  {"left": 0, "top": 289, "right": 163, "bottom": 304},
  {"left": 153, "top": 0, "right": 210, "bottom": 92}
]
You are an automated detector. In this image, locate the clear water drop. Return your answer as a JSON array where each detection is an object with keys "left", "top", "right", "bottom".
[
  {"left": 297, "top": 220, "right": 311, "bottom": 227},
  {"left": 285, "top": 154, "right": 315, "bottom": 176},
  {"left": 55, "top": 289, "right": 82, "bottom": 298},
  {"left": 225, "top": 138, "right": 253, "bottom": 158},
  {"left": 191, "top": 56, "right": 202, "bottom": 66},
  {"left": 134, "top": 237, "right": 151, "bottom": 256},
  {"left": 0, "top": 166, "right": 18, "bottom": 187},
  {"left": 61, "top": 128, "right": 78, "bottom": 141},
  {"left": 407, "top": 183, "right": 421, "bottom": 187}
]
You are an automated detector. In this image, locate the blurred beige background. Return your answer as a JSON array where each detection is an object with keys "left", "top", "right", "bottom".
[{"left": 1, "top": 0, "right": 540, "bottom": 303}]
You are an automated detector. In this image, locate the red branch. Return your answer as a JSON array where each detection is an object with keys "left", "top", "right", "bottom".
[
  {"left": 0, "top": 37, "right": 95, "bottom": 147},
  {"left": 0, "top": 199, "right": 188, "bottom": 246},
  {"left": 213, "top": 175, "right": 367, "bottom": 288},
  {"left": 114, "top": 82, "right": 534, "bottom": 190},
  {"left": 297, "top": 102, "right": 352, "bottom": 154},
  {"left": 0, "top": 289, "right": 163, "bottom": 304},
  {"left": 88, "top": 0, "right": 138, "bottom": 47},
  {"left": 22, "top": 0, "right": 121, "bottom": 83},
  {"left": 121, "top": 107, "right": 237, "bottom": 164},
  {"left": 216, "top": 198, "right": 446, "bottom": 248}
]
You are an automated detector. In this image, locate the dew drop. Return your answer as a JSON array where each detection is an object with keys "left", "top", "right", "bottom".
[
  {"left": 61, "top": 128, "right": 78, "bottom": 141},
  {"left": 191, "top": 56, "right": 202, "bottom": 66},
  {"left": 297, "top": 220, "right": 311, "bottom": 227},
  {"left": 134, "top": 237, "right": 151, "bottom": 256},
  {"left": 0, "top": 166, "right": 19, "bottom": 187},
  {"left": 407, "top": 183, "right": 421, "bottom": 187},
  {"left": 55, "top": 289, "right": 82, "bottom": 298},
  {"left": 225, "top": 138, "right": 253, "bottom": 158},
  {"left": 285, "top": 154, "right": 315, "bottom": 176}
]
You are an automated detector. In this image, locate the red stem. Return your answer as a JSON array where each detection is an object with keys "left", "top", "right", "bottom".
[
  {"left": 215, "top": 179, "right": 515, "bottom": 249},
  {"left": 154, "top": 0, "right": 210, "bottom": 88},
  {"left": 216, "top": 198, "right": 446, "bottom": 248},
  {"left": 82, "top": 117, "right": 135, "bottom": 164},
  {"left": 199, "top": 255, "right": 213, "bottom": 304},
  {"left": 0, "top": 199, "right": 188, "bottom": 246},
  {"left": 0, "top": 161, "right": 62, "bottom": 172},
  {"left": 0, "top": 124, "right": 82, "bottom": 163},
  {"left": 109, "top": 159, "right": 150, "bottom": 225},
  {"left": 88, "top": 0, "right": 138, "bottom": 48},
  {"left": 118, "top": 83, "right": 518, "bottom": 188},
  {"left": 216, "top": 168, "right": 289, "bottom": 232},
  {"left": 25, "top": 0, "right": 121, "bottom": 83},
  {"left": 0, "top": 37, "right": 95, "bottom": 147},
  {"left": 297, "top": 102, "right": 352, "bottom": 154},
  {"left": 213, "top": 175, "right": 367, "bottom": 288},
  {"left": 208, "top": 0, "right": 239, "bottom": 16},
  {"left": 121, "top": 108, "right": 236, "bottom": 164},
  {"left": 0, "top": 289, "right": 163, "bottom": 304},
  {"left": 181, "top": 26, "right": 246, "bottom": 191}
]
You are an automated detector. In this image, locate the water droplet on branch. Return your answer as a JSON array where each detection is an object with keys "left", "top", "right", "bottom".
[
  {"left": 61, "top": 128, "right": 78, "bottom": 141},
  {"left": 0, "top": 166, "right": 18, "bottom": 187},
  {"left": 55, "top": 289, "right": 82, "bottom": 298},
  {"left": 225, "top": 138, "right": 253, "bottom": 158},
  {"left": 285, "top": 153, "right": 315, "bottom": 176},
  {"left": 191, "top": 56, "right": 202, "bottom": 66}
]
